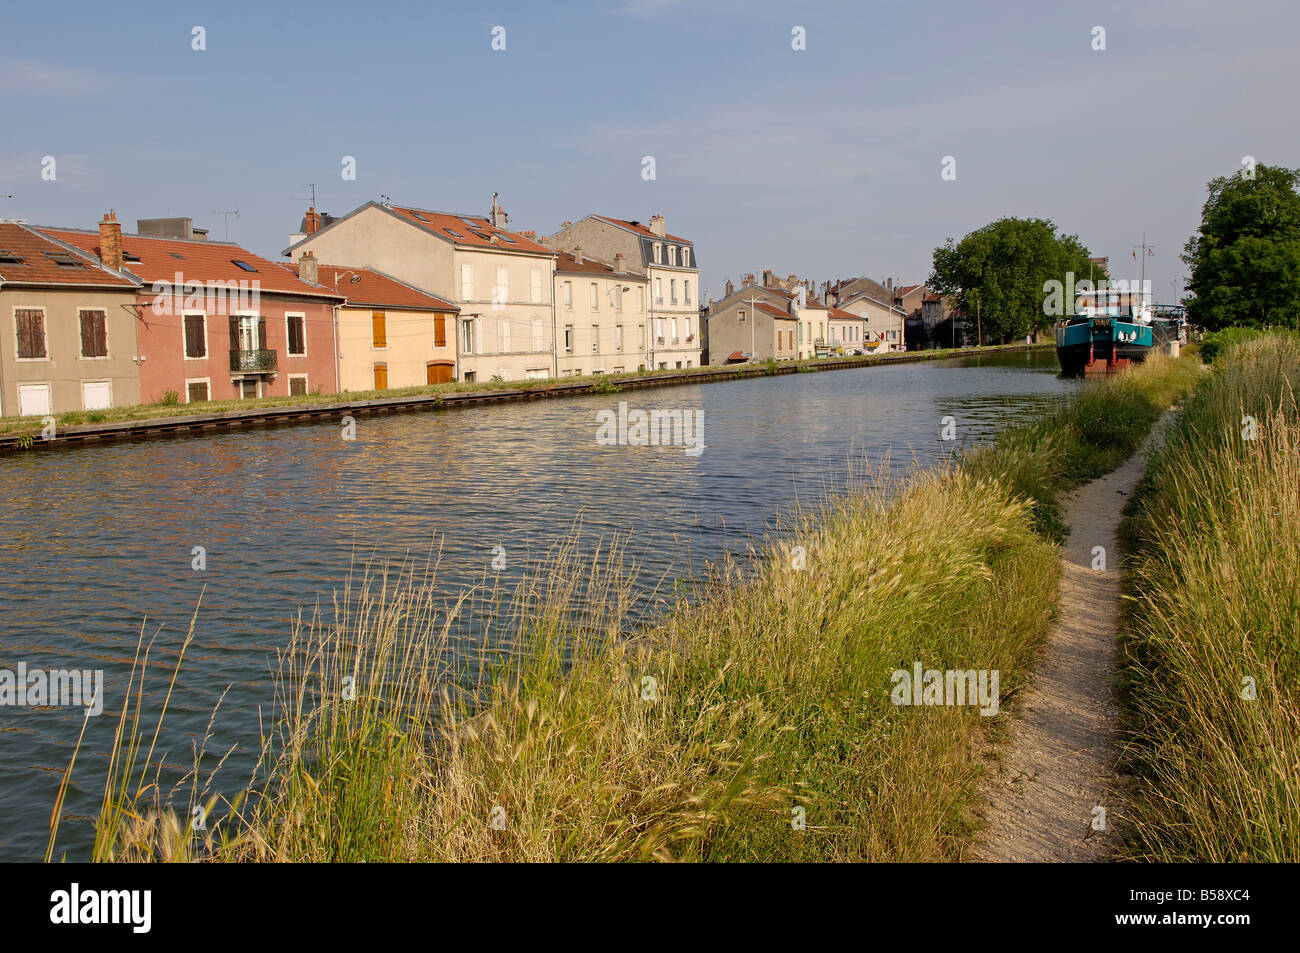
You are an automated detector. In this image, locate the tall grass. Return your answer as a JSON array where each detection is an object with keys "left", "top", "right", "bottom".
[
  {"left": 56, "top": 352, "right": 1199, "bottom": 862},
  {"left": 1118, "top": 334, "right": 1300, "bottom": 861}
]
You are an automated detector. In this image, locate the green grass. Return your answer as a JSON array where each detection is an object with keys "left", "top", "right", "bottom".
[
  {"left": 1117, "top": 333, "right": 1300, "bottom": 862},
  {"left": 54, "top": 349, "right": 1198, "bottom": 863}
]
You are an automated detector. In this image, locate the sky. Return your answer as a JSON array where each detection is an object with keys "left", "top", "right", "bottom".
[{"left": 3, "top": 0, "right": 1297, "bottom": 305}]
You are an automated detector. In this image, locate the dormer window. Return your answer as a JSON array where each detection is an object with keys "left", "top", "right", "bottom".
[
  {"left": 682, "top": 247, "right": 691, "bottom": 268},
  {"left": 668, "top": 245, "right": 677, "bottom": 266},
  {"left": 652, "top": 242, "right": 662, "bottom": 264}
]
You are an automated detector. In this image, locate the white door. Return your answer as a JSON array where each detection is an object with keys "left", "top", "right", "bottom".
[
  {"left": 83, "top": 380, "right": 111, "bottom": 410},
  {"left": 18, "top": 383, "right": 51, "bottom": 417}
]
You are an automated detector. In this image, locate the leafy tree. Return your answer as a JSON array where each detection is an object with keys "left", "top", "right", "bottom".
[
  {"left": 929, "top": 217, "right": 1101, "bottom": 344},
  {"left": 1183, "top": 164, "right": 1300, "bottom": 331}
]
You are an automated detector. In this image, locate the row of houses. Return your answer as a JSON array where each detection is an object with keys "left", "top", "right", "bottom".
[{"left": 0, "top": 195, "right": 955, "bottom": 418}]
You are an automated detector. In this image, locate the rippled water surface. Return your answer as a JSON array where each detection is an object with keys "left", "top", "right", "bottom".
[{"left": 0, "top": 349, "right": 1075, "bottom": 860}]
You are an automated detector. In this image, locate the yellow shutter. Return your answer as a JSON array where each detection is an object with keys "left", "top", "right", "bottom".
[{"left": 372, "top": 312, "right": 387, "bottom": 348}]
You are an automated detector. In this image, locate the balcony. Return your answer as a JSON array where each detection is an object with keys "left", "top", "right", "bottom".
[{"left": 230, "top": 348, "right": 277, "bottom": 373}]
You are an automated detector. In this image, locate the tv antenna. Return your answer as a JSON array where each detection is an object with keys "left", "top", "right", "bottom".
[{"left": 211, "top": 209, "right": 239, "bottom": 241}]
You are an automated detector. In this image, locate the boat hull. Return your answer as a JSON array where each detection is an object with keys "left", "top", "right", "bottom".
[{"left": 1055, "top": 318, "right": 1153, "bottom": 376}]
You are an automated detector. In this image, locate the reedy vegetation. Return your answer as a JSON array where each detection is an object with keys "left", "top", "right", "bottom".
[
  {"left": 1119, "top": 334, "right": 1300, "bottom": 861},
  {"left": 55, "top": 353, "right": 1199, "bottom": 862}
]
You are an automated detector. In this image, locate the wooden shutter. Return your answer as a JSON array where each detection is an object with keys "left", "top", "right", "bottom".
[
  {"left": 16, "top": 309, "right": 45, "bottom": 359},
  {"left": 228, "top": 315, "right": 240, "bottom": 352},
  {"left": 80, "top": 310, "right": 94, "bottom": 356},
  {"left": 372, "top": 312, "right": 387, "bottom": 348},
  {"left": 257, "top": 316, "right": 267, "bottom": 352},
  {"left": 434, "top": 315, "right": 446, "bottom": 347},
  {"left": 94, "top": 312, "right": 107, "bottom": 356}
]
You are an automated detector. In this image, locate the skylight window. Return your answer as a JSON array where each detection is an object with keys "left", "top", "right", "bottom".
[
  {"left": 169, "top": 252, "right": 185, "bottom": 260},
  {"left": 44, "top": 251, "right": 83, "bottom": 268},
  {"left": 410, "top": 212, "right": 429, "bottom": 222},
  {"left": 445, "top": 228, "right": 463, "bottom": 238},
  {"left": 498, "top": 234, "right": 516, "bottom": 244},
  {"left": 231, "top": 260, "right": 258, "bottom": 272},
  {"left": 0, "top": 250, "right": 25, "bottom": 265}
]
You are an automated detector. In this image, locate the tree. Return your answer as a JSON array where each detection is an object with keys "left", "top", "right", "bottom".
[
  {"left": 1183, "top": 164, "right": 1300, "bottom": 331},
  {"left": 929, "top": 217, "right": 1101, "bottom": 344}
]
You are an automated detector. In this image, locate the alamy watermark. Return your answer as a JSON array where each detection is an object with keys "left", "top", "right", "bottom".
[
  {"left": 596, "top": 401, "right": 704, "bottom": 456},
  {"left": 1042, "top": 273, "right": 1152, "bottom": 317},
  {"left": 890, "top": 662, "right": 1000, "bottom": 716},
  {"left": 1, "top": 663, "right": 103, "bottom": 716},
  {"left": 150, "top": 273, "right": 260, "bottom": 314}
]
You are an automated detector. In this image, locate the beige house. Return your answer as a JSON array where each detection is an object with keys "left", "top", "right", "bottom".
[
  {"left": 554, "top": 250, "right": 649, "bottom": 376},
  {"left": 548, "top": 214, "right": 701, "bottom": 370},
  {"left": 708, "top": 276, "right": 827, "bottom": 362},
  {"left": 707, "top": 294, "right": 798, "bottom": 363},
  {"left": 284, "top": 197, "right": 557, "bottom": 383},
  {"left": 294, "top": 256, "right": 459, "bottom": 391},
  {"left": 0, "top": 222, "right": 141, "bottom": 417},
  {"left": 828, "top": 277, "right": 907, "bottom": 351}
]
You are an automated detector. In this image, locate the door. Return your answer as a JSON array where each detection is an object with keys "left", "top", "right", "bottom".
[
  {"left": 373, "top": 364, "right": 388, "bottom": 390},
  {"left": 82, "top": 380, "right": 111, "bottom": 410},
  {"left": 17, "top": 383, "right": 51, "bottom": 417},
  {"left": 239, "top": 379, "right": 258, "bottom": 399},
  {"left": 426, "top": 363, "right": 452, "bottom": 385}
]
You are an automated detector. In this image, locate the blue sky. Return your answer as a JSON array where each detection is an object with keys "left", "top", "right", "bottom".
[{"left": 3, "top": 0, "right": 1296, "bottom": 303}]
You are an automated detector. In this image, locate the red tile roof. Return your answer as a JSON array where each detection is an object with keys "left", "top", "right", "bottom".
[
  {"left": 753, "top": 301, "right": 797, "bottom": 320},
  {"left": 895, "top": 284, "right": 921, "bottom": 296},
  {"left": 826, "top": 306, "right": 863, "bottom": 321},
  {"left": 592, "top": 215, "right": 692, "bottom": 244},
  {"left": 0, "top": 223, "right": 137, "bottom": 288},
  {"left": 42, "top": 227, "right": 341, "bottom": 299},
  {"left": 762, "top": 285, "right": 826, "bottom": 309},
  {"left": 727, "top": 350, "right": 749, "bottom": 362},
  {"left": 554, "top": 250, "right": 646, "bottom": 278},
  {"left": 292, "top": 263, "right": 458, "bottom": 312},
  {"left": 386, "top": 204, "right": 554, "bottom": 255}
]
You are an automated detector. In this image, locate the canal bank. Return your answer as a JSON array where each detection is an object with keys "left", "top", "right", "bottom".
[
  {"left": 56, "top": 350, "right": 1203, "bottom": 862},
  {"left": 0, "top": 343, "right": 1050, "bottom": 453}
]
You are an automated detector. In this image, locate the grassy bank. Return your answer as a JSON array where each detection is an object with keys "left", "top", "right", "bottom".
[
  {"left": 1118, "top": 334, "right": 1300, "bottom": 862},
  {"left": 58, "top": 352, "right": 1199, "bottom": 862}
]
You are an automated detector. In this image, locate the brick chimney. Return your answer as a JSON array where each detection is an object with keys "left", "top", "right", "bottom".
[
  {"left": 299, "top": 250, "right": 319, "bottom": 285},
  {"left": 99, "top": 210, "right": 123, "bottom": 271},
  {"left": 724, "top": 279, "right": 734, "bottom": 296},
  {"left": 489, "top": 192, "right": 510, "bottom": 229},
  {"left": 304, "top": 206, "right": 321, "bottom": 235},
  {"left": 648, "top": 214, "right": 666, "bottom": 237},
  {"left": 613, "top": 252, "right": 626, "bottom": 274}
]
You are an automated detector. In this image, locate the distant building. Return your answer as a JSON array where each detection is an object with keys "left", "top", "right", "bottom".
[
  {"left": 549, "top": 215, "right": 701, "bottom": 370},
  {"left": 707, "top": 291, "right": 799, "bottom": 363},
  {"left": 827, "top": 276, "right": 906, "bottom": 351}
]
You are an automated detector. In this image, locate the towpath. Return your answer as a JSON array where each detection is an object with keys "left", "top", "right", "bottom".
[{"left": 973, "top": 419, "right": 1168, "bottom": 862}]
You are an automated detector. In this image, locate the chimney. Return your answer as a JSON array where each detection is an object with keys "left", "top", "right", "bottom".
[
  {"left": 304, "top": 206, "right": 321, "bottom": 235},
  {"left": 762, "top": 269, "right": 775, "bottom": 287},
  {"left": 613, "top": 252, "right": 626, "bottom": 274},
  {"left": 724, "top": 279, "right": 734, "bottom": 296},
  {"left": 99, "top": 211, "right": 123, "bottom": 271},
  {"left": 648, "top": 214, "right": 666, "bottom": 237},
  {"left": 521, "top": 230, "right": 537, "bottom": 240},
  {"left": 743, "top": 273, "right": 755, "bottom": 286},
  {"left": 561, "top": 220, "right": 572, "bottom": 229},
  {"left": 299, "top": 250, "right": 319, "bottom": 285},
  {"left": 573, "top": 246, "right": 584, "bottom": 265},
  {"left": 489, "top": 192, "right": 510, "bottom": 229}
]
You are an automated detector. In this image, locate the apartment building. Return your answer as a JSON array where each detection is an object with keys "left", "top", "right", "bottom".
[
  {"left": 293, "top": 256, "right": 459, "bottom": 391},
  {"left": 44, "top": 213, "right": 342, "bottom": 404},
  {"left": 554, "top": 249, "right": 649, "bottom": 376},
  {"left": 707, "top": 275, "right": 826, "bottom": 361},
  {"left": 548, "top": 214, "right": 701, "bottom": 370},
  {"left": 284, "top": 196, "right": 557, "bottom": 382},
  {"left": 707, "top": 293, "right": 799, "bottom": 363},
  {"left": 827, "top": 276, "right": 907, "bottom": 351},
  {"left": 0, "top": 220, "right": 141, "bottom": 416}
]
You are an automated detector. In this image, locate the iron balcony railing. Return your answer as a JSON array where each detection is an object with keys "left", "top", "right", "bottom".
[{"left": 230, "top": 348, "right": 277, "bottom": 373}]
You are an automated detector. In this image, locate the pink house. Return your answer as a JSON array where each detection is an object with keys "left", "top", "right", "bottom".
[{"left": 43, "top": 214, "right": 344, "bottom": 404}]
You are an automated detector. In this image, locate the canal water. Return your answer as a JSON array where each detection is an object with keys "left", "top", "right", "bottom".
[{"left": 0, "top": 349, "right": 1075, "bottom": 860}]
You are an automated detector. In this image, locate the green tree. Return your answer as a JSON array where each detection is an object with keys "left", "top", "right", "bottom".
[
  {"left": 1183, "top": 163, "right": 1300, "bottom": 331},
  {"left": 929, "top": 217, "right": 1101, "bottom": 344}
]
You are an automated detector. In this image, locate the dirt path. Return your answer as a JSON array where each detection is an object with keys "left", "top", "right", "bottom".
[{"left": 974, "top": 421, "right": 1167, "bottom": 862}]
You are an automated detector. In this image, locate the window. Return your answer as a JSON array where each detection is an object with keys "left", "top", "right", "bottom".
[
  {"left": 654, "top": 278, "right": 662, "bottom": 304},
  {"left": 638, "top": 287, "right": 646, "bottom": 312},
  {"left": 563, "top": 281, "right": 573, "bottom": 310},
  {"left": 15, "top": 308, "right": 46, "bottom": 359},
  {"left": 668, "top": 245, "right": 677, "bottom": 266},
  {"left": 464, "top": 370, "right": 476, "bottom": 383},
  {"left": 461, "top": 318, "right": 475, "bottom": 354},
  {"left": 79, "top": 309, "right": 108, "bottom": 358},
  {"left": 500, "top": 318, "right": 511, "bottom": 353},
  {"left": 682, "top": 247, "right": 691, "bottom": 268},
  {"left": 373, "top": 363, "right": 388, "bottom": 390},
  {"left": 372, "top": 311, "right": 387, "bottom": 348},
  {"left": 286, "top": 313, "right": 306, "bottom": 356},
  {"left": 671, "top": 317, "right": 678, "bottom": 343},
  {"left": 495, "top": 265, "right": 509, "bottom": 302},
  {"left": 591, "top": 324, "right": 599, "bottom": 352},
  {"left": 738, "top": 309, "right": 747, "bottom": 323},
  {"left": 638, "top": 324, "right": 645, "bottom": 349},
  {"left": 434, "top": 314, "right": 447, "bottom": 347},
  {"left": 186, "top": 379, "right": 210, "bottom": 403},
  {"left": 670, "top": 279, "right": 678, "bottom": 304},
  {"left": 684, "top": 280, "right": 692, "bottom": 306},
  {"left": 614, "top": 285, "right": 623, "bottom": 312},
  {"left": 289, "top": 375, "right": 308, "bottom": 396},
  {"left": 461, "top": 263, "right": 474, "bottom": 300},
  {"left": 590, "top": 282, "right": 598, "bottom": 310},
  {"left": 231, "top": 260, "right": 258, "bottom": 273},
  {"left": 531, "top": 317, "right": 543, "bottom": 352},
  {"left": 183, "top": 312, "right": 206, "bottom": 359},
  {"left": 616, "top": 325, "right": 624, "bottom": 351},
  {"left": 530, "top": 268, "right": 542, "bottom": 304},
  {"left": 655, "top": 319, "right": 664, "bottom": 343},
  {"left": 564, "top": 324, "right": 574, "bottom": 353},
  {"left": 653, "top": 243, "right": 662, "bottom": 264}
]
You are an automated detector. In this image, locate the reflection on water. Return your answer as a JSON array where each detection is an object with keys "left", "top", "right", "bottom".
[{"left": 0, "top": 348, "right": 1073, "bottom": 860}]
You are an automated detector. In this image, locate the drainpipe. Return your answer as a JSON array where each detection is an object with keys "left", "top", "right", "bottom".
[
  {"left": 332, "top": 301, "right": 341, "bottom": 393},
  {"left": 550, "top": 259, "right": 558, "bottom": 378}
]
